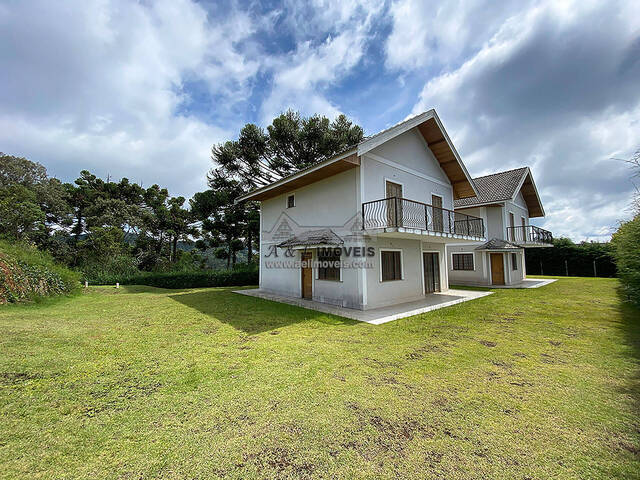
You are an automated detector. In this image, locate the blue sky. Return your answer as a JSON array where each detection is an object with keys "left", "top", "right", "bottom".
[{"left": 1, "top": 0, "right": 639, "bottom": 241}]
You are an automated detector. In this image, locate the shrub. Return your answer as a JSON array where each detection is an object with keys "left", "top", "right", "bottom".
[
  {"left": 90, "top": 264, "right": 258, "bottom": 289},
  {"left": 611, "top": 214, "right": 640, "bottom": 304},
  {"left": 79, "top": 254, "right": 139, "bottom": 285},
  {"left": 0, "top": 240, "right": 80, "bottom": 304}
]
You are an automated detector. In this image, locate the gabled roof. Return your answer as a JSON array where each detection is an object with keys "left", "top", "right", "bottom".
[
  {"left": 237, "top": 109, "right": 478, "bottom": 202},
  {"left": 454, "top": 167, "right": 545, "bottom": 218},
  {"left": 475, "top": 238, "right": 522, "bottom": 250},
  {"left": 277, "top": 228, "right": 343, "bottom": 248}
]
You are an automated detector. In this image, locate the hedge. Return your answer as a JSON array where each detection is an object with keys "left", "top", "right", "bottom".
[
  {"left": 91, "top": 266, "right": 258, "bottom": 289},
  {"left": 611, "top": 214, "right": 640, "bottom": 305},
  {"left": 0, "top": 241, "right": 81, "bottom": 304}
]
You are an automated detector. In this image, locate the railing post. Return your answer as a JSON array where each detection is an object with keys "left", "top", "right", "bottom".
[
  {"left": 466, "top": 217, "right": 470, "bottom": 236},
  {"left": 424, "top": 204, "right": 428, "bottom": 231},
  {"left": 362, "top": 202, "right": 365, "bottom": 230},
  {"left": 394, "top": 197, "right": 399, "bottom": 227}
]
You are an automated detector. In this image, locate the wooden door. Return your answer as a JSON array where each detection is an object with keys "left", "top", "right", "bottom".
[
  {"left": 423, "top": 252, "right": 441, "bottom": 293},
  {"left": 490, "top": 253, "right": 505, "bottom": 285},
  {"left": 432, "top": 195, "right": 443, "bottom": 232},
  {"left": 386, "top": 181, "right": 403, "bottom": 226},
  {"left": 301, "top": 252, "right": 312, "bottom": 299}
]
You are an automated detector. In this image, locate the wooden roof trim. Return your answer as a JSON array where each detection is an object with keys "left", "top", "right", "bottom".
[
  {"left": 512, "top": 167, "right": 545, "bottom": 218},
  {"left": 236, "top": 149, "right": 358, "bottom": 203}
]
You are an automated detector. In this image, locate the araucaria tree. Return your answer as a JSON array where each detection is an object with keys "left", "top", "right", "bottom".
[{"left": 201, "top": 110, "right": 364, "bottom": 266}]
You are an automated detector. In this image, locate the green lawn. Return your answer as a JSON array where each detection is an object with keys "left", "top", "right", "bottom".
[{"left": 1, "top": 277, "right": 638, "bottom": 479}]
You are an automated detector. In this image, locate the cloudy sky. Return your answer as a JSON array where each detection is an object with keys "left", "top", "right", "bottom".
[{"left": 1, "top": 0, "right": 639, "bottom": 241}]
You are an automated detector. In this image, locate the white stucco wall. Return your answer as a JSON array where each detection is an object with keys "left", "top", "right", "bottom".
[
  {"left": 362, "top": 128, "right": 453, "bottom": 209},
  {"left": 362, "top": 238, "right": 448, "bottom": 310},
  {"left": 447, "top": 246, "right": 488, "bottom": 286},
  {"left": 259, "top": 168, "right": 360, "bottom": 302}
]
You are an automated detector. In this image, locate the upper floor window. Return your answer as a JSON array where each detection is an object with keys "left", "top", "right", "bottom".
[
  {"left": 452, "top": 253, "right": 474, "bottom": 271},
  {"left": 287, "top": 194, "right": 295, "bottom": 208}
]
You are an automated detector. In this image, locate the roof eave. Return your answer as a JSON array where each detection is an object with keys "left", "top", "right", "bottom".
[
  {"left": 235, "top": 148, "right": 358, "bottom": 203},
  {"left": 512, "top": 167, "right": 545, "bottom": 218}
]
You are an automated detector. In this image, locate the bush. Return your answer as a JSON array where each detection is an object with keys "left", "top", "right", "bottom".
[
  {"left": 0, "top": 240, "right": 80, "bottom": 303},
  {"left": 79, "top": 254, "right": 140, "bottom": 285},
  {"left": 90, "top": 264, "right": 258, "bottom": 289},
  {"left": 611, "top": 214, "right": 640, "bottom": 304}
]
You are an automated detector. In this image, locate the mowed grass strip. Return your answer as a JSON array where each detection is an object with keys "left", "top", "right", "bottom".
[{"left": 0, "top": 277, "right": 638, "bottom": 479}]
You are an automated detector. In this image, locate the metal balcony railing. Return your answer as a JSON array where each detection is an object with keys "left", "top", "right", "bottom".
[
  {"left": 506, "top": 225, "right": 553, "bottom": 245},
  {"left": 362, "top": 197, "right": 485, "bottom": 238}
]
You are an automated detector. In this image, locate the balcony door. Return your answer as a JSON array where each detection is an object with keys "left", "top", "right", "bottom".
[
  {"left": 423, "top": 252, "right": 441, "bottom": 293},
  {"left": 432, "top": 194, "right": 443, "bottom": 232},
  {"left": 508, "top": 212, "right": 515, "bottom": 241},
  {"left": 386, "top": 180, "right": 403, "bottom": 227}
]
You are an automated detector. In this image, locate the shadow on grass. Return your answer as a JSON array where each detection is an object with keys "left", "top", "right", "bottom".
[
  {"left": 168, "top": 287, "right": 358, "bottom": 334},
  {"left": 616, "top": 287, "right": 640, "bottom": 418}
]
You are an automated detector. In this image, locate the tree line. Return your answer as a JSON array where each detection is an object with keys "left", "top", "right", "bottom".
[{"left": 0, "top": 110, "right": 363, "bottom": 281}]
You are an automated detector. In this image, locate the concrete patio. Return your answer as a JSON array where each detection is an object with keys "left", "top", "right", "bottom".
[
  {"left": 489, "top": 278, "right": 557, "bottom": 289},
  {"left": 233, "top": 288, "right": 493, "bottom": 325}
]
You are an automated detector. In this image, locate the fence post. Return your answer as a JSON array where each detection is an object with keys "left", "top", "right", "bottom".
[
  {"left": 540, "top": 261, "right": 543, "bottom": 275},
  {"left": 593, "top": 260, "right": 597, "bottom": 277},
  {"left": 564, "top": 259, "right": 568, "bottom": 276}
]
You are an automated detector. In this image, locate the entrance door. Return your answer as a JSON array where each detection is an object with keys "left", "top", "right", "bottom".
[
  {"left": 423, "top": 252, "right": 441, "bottom": 294},
  {"left": 490, "top": 253, "right": 505, "bottom": 285},
  {"left": 386, "top": 180, "right": 403, "bottom": 227},
  {"left": 301, "top": 251, "right": 312, "bottom": 299}
]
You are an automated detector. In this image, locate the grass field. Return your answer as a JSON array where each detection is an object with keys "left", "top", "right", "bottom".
[{"left": 0, "top": 277, "right": 638, "bottom": 479}]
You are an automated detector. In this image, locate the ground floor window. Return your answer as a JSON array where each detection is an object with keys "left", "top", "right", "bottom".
[
  {"left": 452, "top": 253, "right": 474, "bottom": 271},
  {"left": 381, "top": 250, "right": 402, "bottom": 281},
  {"left": 512, "top": 252, "right": 518, "bottom": 270},
  {"left": 318, "top": 249, "right": 341, "bottom": 281}
]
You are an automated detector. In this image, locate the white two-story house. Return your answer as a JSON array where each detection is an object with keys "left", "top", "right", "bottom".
[
  {"left": 447, "top": 167, "right": 552, "bottom": 287},
  {"left": 237, "top": 110, "right": 487, "bottom": 310}
]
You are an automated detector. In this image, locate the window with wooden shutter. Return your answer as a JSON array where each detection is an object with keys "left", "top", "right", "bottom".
[
  {"left": 381, "top": 250, "right": 402, "bottom": 281},
  {"left": 452, "top": 253, "right": 474, "bottom": 271}
]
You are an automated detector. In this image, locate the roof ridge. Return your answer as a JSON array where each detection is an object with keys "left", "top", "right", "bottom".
[{"left": 471, "top": 166, "right": 528, "bottom": 181}]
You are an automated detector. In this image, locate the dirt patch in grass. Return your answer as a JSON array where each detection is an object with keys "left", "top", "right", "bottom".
[
  {"left": 540, "top": 353, "right": 566, "bottom": 365},
  {"left": 479, "top": 340, "right": 497, "bottom": 348},
  {"left": 0, "top": 371, "right": 44, "bottom": 385},
  {"left": 344, "top": 402, "right": 433, "bottom": 454},
  {"left": 81, "top": 376, "right": 163, "bottom": 416},
  {"left": 242, "top": 447, "right": 316, "bottom": 477},
  {"left": 405, "top": 343, "right": 444, "bottom": 360}
]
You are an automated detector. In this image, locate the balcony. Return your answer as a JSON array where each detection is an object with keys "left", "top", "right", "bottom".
[
  {"left": 362, "top": 197, "right": 485, "bottom": 240},
  {"left": 506, "top": 225, "right": 553, "bottom": 247}
]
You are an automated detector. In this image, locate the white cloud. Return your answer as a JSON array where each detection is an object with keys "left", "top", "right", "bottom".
[
  {"left": 395, "top": 0, "right": 640, "bottom": 240},
  {"left": 260, "top": 1, "right": 384, "bottom": 123},
  {"left": 0, "top": 0, "right": 258, "bottom": 196}
]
